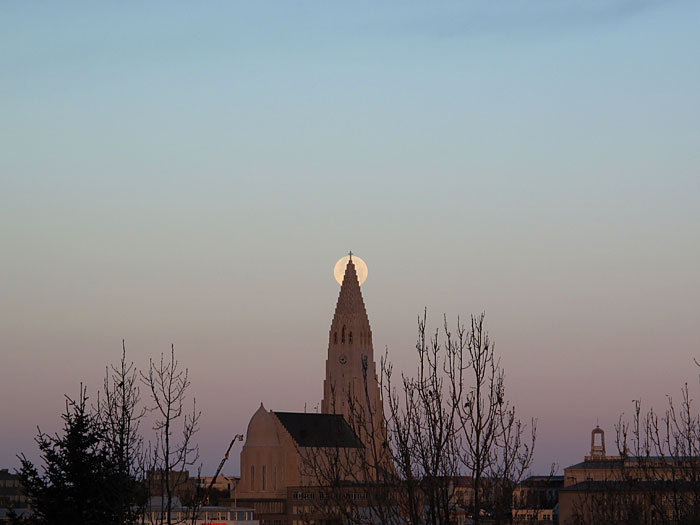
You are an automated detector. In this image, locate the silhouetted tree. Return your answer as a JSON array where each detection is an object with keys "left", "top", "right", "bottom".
[
  {"left": 98, "top": 342, "right": 148, "bottom": 523},
  {"left": 569, "top": 375, "right": 700, "bottom": 524},
  {"left": 141, "top": 346, "right": 201, "bottom": 525},
  {"left": 17, "top": 386, "right": 128, "bottom": 524},
  {"left": 381, "top": 312, "right": 463, "bottom": 524},
  {"left": 16, "top": 345, "right": 204, "bottom": 525},
  {"left": 612, "top": 385, "right": 700, "bottom": 524},
  {"left": 452, "top": 314, "right": 535, "bottom": 524},
  {"left": 301, "top": 311, "right": 535, "bottom": 525}
]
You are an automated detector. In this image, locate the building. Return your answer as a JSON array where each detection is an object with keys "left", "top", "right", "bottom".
[
  {"left": 145, "top": 469, "right": 198, "bottom": 505},
  {"left": 0, "top": 470, "right": 28, "bottom": 522},
  {"left": 0, "top": 469, "right": 27, "bottom": 510},
  {"left": 451, "top": 476, "right": 475, "bottom": 511},
  {"left": 236, "top": 407, "right": 363, "bottom": 521},
  {"left": 0, "top": 469, "right": 29, "bottom": 521},
  {"left": 198, "top": 474, "right": 239, "bottom": 493},
  {"left": 143, "top": 496, "right": 258, "bottom": 525},
  {"left": 237, "top": 255, "right": 387, "bottom": 524},
  {"left": 559, "top": 426, "right": 700, "bottom": 524},
  {"left": 197, "top": 474, "right": 239, "bottom": 504},
  {"left": 512, "top": 475, "right": 563, "bottom": 524}
]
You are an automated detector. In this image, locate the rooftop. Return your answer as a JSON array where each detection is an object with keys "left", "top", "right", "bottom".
[{"left": 274, "top": 412, "right": 363, "bottom": 448}]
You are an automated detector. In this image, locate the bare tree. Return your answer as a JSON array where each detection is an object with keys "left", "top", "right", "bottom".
[
  {"left": 569, "top": 480, "right": 646, "bottom": 525},
  {"left": 98, "top": 342, "right": 147, "bottom": 524},
  {"left": 510, "top": 467, "right": 561, "bottom": 525},
  {"left": 381, "top": 312, "right": 462, "bottom": 524},
  {"left": 301, "top": 311, "right": 535, "bottom": 525},
  {"left": 452, "top": 314, "right": 535, "bottom": 524},
  {"left": 298, "top": 370, "right": 401, "bottom": 525},
  {"left": 570, "top": 371, "right": 700, "bottom": 524},
  {"left": 610, "top": 383, "right": 700, "bottom": 524},
  {"left": 141, "top": 346, "right": 201, "bottom": 525}
]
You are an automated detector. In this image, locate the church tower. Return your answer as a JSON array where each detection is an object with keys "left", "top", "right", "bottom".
[{"left": 321, "top": 255, "right": 385, "bottom": 460}]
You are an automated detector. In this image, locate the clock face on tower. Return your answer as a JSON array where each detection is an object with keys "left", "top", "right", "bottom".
[{"left": 339, "top": 354, "right": 348, "bottom": 365}]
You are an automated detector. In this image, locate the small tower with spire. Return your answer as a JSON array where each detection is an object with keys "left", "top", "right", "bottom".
[{"left": 587, "top": 425, "right": 606, "bottom": 460}]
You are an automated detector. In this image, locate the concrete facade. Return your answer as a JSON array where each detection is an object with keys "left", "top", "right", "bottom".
[{"left": 237, "top": 405, "right": 303, "bottom": 501}]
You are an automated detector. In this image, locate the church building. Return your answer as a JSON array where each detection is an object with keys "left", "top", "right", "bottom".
[{"left": 235, "top": 255, "right": 387, "bottom": 524}]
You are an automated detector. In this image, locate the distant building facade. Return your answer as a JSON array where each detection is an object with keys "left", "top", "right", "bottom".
[
  {"left": 0, "top": 468, "right": 31, "bottom": 522},
  {"left": 145, "top": 469, "right": 198, "bottom": 505},
  {"left": 144, "top": 496, "right": 258, "bottom": 525},
  {"left": 0, "top": 469, "right": 27, "bottom": 511},
  {"left": 512, "top": 475, "right": 563, "bottom": 524},
  {"left": 559, "top": 426, "right": 700, "bottom": 524}
]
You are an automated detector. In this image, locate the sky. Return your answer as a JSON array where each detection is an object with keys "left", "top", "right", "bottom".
[{"left": 1, "top": 1, "right": 699, "bottom": 476}]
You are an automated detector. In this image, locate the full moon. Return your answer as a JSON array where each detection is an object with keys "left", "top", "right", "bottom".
[{"left": 334, "top": 255, "right": 368, "bottom": 285}]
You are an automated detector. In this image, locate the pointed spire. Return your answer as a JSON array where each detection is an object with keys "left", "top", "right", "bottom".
[{"left": 333, "top": 257, "right": 368, "bottom": 320}]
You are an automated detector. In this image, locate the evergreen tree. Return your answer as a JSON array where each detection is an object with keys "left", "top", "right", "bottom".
[{"left": 18, "top": 385, "right": 132, "bottom": 525}]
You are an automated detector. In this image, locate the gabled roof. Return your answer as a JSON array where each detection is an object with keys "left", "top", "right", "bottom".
[{"left": 273, "top": 412, "right": 363, "bottom": 448}]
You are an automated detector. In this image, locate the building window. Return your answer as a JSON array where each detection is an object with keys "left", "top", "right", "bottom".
[
  {"left": 342, "top": 326, "right": 345, "bottom": 343},
  {"left": 262, "top": 465, "right": 266, "bottom": 490},
  {"left": 273, "top": 465, "right": 277, "bottom": 490},
  {"left": 251, "top": 465, "right": 255, "bottom": 490},
  {"left": 334, "top": 332, "right": 337, "bottom": 344},
  {"left": 349, "top": 331, "right": 353, "bottom": 344}
]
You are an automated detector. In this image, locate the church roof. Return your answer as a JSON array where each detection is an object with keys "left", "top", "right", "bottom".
[
  {"left": 273, "top": 412, "right": 363, "bottom": 448},
  {"left": 245, "top": 403, "right": 281, "bottom": 447}
]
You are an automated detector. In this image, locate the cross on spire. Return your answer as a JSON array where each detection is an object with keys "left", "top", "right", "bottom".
[{"left": 348, "top": 250, "right": 353, "bottom": 261}]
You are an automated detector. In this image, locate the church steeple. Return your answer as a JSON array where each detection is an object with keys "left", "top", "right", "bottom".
[
  {"left": 322, "top": 254, "right": 391, "bottom": 476},
  {"left": 322, "top": 255, "right": 381, "bottom": 441},
  {"left": 328, "top": 257, "right": 372, "bottom": 349}
]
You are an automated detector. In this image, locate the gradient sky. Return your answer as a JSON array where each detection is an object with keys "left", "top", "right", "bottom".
[{"left": 2, "top": 1, "right": 699, "bottom": 476}]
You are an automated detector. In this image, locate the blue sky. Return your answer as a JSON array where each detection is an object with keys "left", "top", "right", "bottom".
[{"left": 1, "top": 1, "right": 699, "bottom": 474}]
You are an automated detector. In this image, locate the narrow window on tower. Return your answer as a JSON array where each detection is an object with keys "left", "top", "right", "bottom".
[
  {"left": 262, "top": 465, "right": 266, "bottom": 490},
  {"left": 342, "top": 326, "right": 346, "bottom": 343},
  {"left": 349, "top": 331, "right": 353, "bottom": 344},
  {"left": 251, "top": 466, "right": 255, "bottom": 490},
  {"left": 273, "top": 466, "right": 277, "bottom": 490},
  {"left": 334, "top": 332, "right": 337, "bottom": 344}
]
